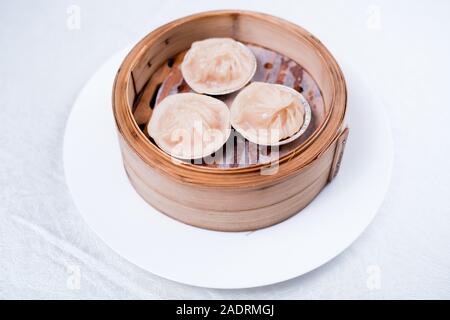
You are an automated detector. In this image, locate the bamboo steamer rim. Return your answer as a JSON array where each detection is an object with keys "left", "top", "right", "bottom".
[{"left": 112, "top": 10, "right": 347, "bottom": 188}]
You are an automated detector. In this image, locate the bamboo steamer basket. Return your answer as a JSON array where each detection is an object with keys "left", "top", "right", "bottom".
[{"left": 112, "top": 10, "right": 348, "bottom": 232}]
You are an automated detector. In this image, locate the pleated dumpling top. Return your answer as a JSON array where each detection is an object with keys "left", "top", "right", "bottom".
[
  {"left": 181, "top": 38, "right": 256, "bottom": 95},
  {"left": 148, "top": 93, "right": 231, "bottom": 159},
  {"left": 230, "top": 82, "right": 306, "bottom": 146}
]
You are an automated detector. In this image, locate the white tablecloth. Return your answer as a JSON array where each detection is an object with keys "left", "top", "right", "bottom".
[{"left": 1, "top": 0, "right": 449, "bottom": 299}]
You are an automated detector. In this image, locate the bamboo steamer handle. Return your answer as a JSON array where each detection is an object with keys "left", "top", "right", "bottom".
[{"left": 328, "top": 127, "right": 349, "bottom": 182}]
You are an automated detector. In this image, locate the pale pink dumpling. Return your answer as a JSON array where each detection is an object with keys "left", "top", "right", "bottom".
[
  {"left": 181, "top": 38, "right": 257, "bottom": 95},
  {"left": 148, "top": 93, "right": 231, "bottom": 159},
  {"left": 230, "top": 82, "right": 306, "bottom": 146}
]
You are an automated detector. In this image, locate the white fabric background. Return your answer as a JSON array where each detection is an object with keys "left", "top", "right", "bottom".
[{"left": 1, "top": 0, "right": 449, "bottom": 299}]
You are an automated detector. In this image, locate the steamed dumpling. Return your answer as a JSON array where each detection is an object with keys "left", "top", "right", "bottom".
[
  {"left": 148, "top": 93, "right": 231, "bottom": 159},
  {"left": 181, "top": 38, "right": 256, "bottom": 95},
  {"left": 230, "top": 82, "right": 306, "bottom": 146}
]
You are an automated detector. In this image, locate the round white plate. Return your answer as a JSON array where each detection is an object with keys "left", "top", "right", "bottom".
[{"left": 63, "top": 48, "right": 393, "bottom": 289}]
